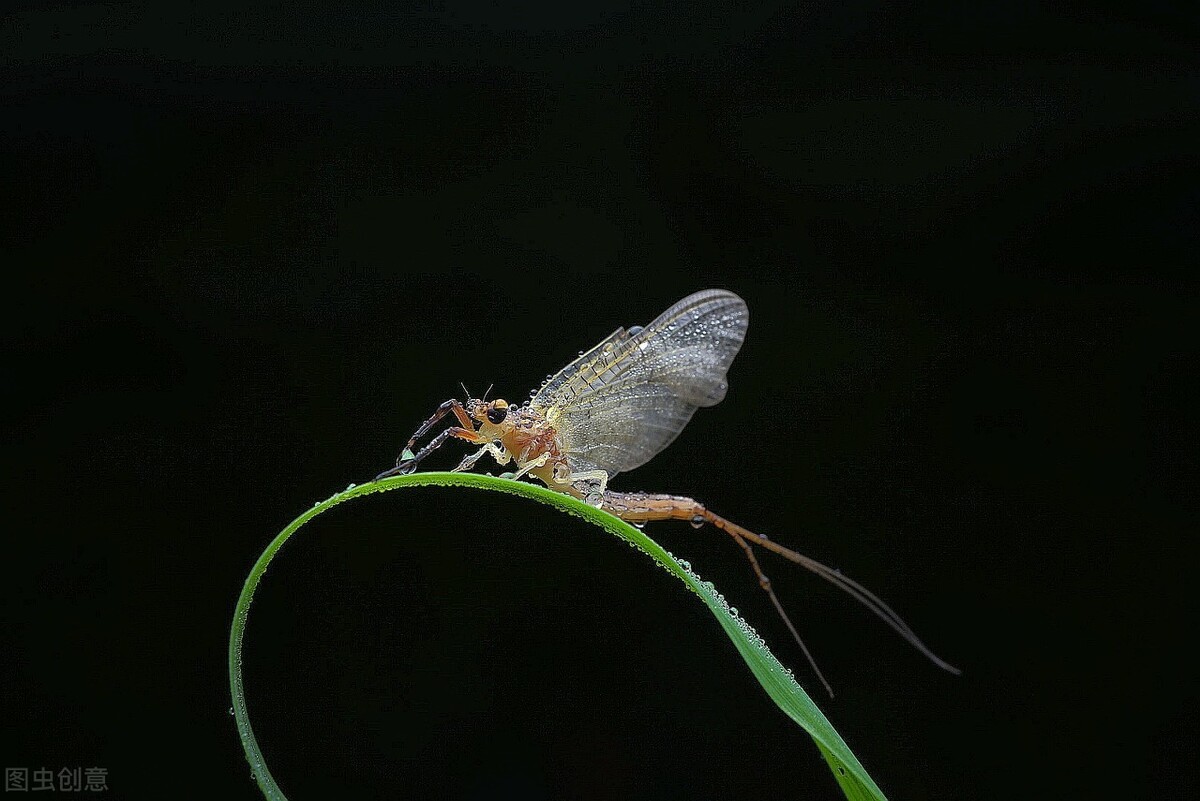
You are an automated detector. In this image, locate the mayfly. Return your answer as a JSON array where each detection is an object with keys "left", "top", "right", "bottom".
[{"left": 375, "top": 289, "right": 958, "bottom": 696}]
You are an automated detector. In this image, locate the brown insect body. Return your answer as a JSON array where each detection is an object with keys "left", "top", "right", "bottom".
[
  {"left": 467, "top": 400, "right": 597, "bottom": 499},
  {"left": 376, "top": 290, "right": 959, "bottom": 697},
  {"left": 472, "top": 403, "right": 555, "bottom": 478}
]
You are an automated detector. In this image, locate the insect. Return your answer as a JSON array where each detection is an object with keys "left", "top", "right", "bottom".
[{"left": 376, "top": 289, "right": 958, "bottom": 695}]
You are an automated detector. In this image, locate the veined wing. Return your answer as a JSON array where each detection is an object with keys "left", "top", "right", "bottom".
[{"left": 531, "top": 289, "right": 748, "bottom": 476}]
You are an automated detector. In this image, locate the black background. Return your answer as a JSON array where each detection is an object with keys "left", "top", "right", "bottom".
[{"left": 3, "top": 3, "right": 1198, "bottom": 800}]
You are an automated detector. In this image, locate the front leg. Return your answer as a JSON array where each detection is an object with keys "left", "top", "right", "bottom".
[
  {"left": 394, "top": 399, "right": 476, "bottom": 465},
  {"left": 375, "top": 426, "right": 485, "bottom": 480}
]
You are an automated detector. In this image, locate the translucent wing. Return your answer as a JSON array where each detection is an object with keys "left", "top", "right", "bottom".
[{"left": 530, "top": 289, "right": 748, "bottom": 476}]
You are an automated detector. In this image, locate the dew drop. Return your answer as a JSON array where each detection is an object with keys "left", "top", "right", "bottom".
[
  {"left": 228, "top": 706, "right": 234, "bottom": 715},
  {"left": 632, "top": 521, "right": 646, "bottom": 529},
  {"left": 729, "top": 606, "right": 738, "bottom": 617},
  {"left": 690, "top": 515, "right": 705, "bottom": 529}
]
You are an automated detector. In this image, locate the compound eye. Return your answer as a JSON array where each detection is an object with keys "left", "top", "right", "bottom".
[{"left": 486, "top": 401, "right": 509, "bottom": 424}]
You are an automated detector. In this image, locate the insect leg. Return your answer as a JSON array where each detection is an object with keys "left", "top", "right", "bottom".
[
  {"left": 395, "top": 399, "right": 476, "bottom": 464},
  {"left": 560, "top": 469, "right": 609, "bottom": 505},
  {"left": 453, "top": 442, "right": 510, "bottom": 473},
  {"left": 511, "top": 453, "right": 549, "bottom": 480},
  {"left": 375, "top": 426, "right": 484, "bottom": 480}
]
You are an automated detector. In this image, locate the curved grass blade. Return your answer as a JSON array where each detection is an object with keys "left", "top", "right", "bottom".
[{"left": 229, "top": 472, "right": 888, "bottom": 800}]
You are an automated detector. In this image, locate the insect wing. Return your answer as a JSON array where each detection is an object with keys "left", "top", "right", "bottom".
[{"left": 531, "top": 289, "right": 748, "bottom": 476}]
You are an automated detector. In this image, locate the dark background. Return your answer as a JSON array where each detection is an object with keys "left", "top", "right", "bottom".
[{"left": 3, "top": 3, "right": 1197, "bottom": 800}]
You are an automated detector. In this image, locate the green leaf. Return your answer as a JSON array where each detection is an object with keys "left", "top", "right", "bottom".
[{"left": 229, "top": 472, "right": 888, "bottom": 800}]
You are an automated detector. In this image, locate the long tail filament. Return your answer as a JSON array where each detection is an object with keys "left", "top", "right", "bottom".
[{"left": 702, "top": 509, "right": 961, "bottom": 683}]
